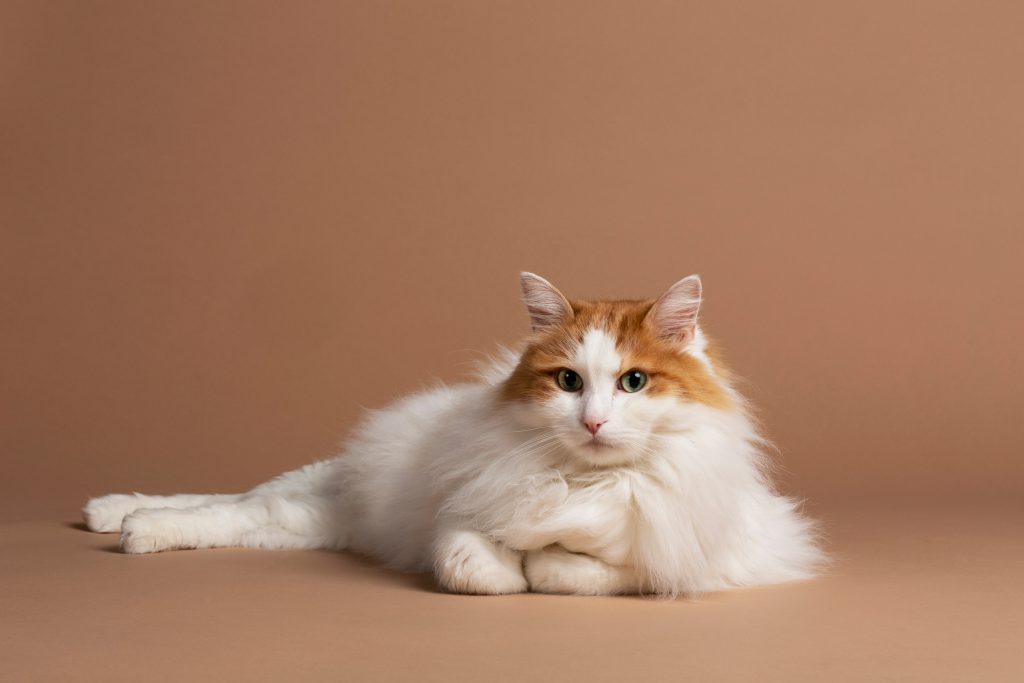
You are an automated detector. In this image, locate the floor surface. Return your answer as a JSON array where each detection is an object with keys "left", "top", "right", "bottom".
[{"left": 3, "top": 503, "right": 1023, "bottom": 682}]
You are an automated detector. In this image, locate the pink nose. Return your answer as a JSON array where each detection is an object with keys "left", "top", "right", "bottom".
[{"left": 584, "top": 419, "right": 606, "bottom": 435}]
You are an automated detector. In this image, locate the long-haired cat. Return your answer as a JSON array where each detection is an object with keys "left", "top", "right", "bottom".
[{"left": 84, "top": 274, "right": 823, "bottom": 596}]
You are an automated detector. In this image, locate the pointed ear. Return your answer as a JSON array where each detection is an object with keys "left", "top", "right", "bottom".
[
  {"left": 645, "top": 275, "right": 702, "bottom": 343},
  {"left": 519, "top": 272, "right": 573, "bottom": 331}
]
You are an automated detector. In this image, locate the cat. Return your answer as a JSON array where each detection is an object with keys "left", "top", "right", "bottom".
[{"left": 83, "top": 273, "right": 824, "bottom": 597}]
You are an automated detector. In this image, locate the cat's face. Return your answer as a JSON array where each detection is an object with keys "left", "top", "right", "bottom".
[{"left": 502, "top": 274, "right": 732, "bottom": 467}]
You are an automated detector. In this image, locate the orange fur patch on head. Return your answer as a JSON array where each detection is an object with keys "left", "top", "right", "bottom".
[{"left": 501, "top": 298, "right": 732, "bottom": 410}]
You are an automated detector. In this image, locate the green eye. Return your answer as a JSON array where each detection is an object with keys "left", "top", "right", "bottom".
[
  {"left": 619, "top": 369, "right": 648, "bottom": 393},
  {"left": 556, "top": 369, "right": 583, "bottom": 392}
]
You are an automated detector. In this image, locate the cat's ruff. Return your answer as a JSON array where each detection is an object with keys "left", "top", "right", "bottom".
[{"left": 84, "top": 274, "right": 824, "bottom": 597}]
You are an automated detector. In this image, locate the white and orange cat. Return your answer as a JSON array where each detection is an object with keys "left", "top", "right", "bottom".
[{"left": 84, "top": 274, "right": 823, "bottom": 596}]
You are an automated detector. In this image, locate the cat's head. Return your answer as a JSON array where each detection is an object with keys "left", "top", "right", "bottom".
[{"left": 500, "top": 273, "right": 734, "bottom": 467}]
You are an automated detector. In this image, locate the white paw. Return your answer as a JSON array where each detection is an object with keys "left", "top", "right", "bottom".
[
  {"left": 525, "top": 546, "right": 581, "bottom": 593},
  {"left": 83, "top": 494, "right": 140, "bottom": 533},
  {"left": 120, "top": 509, "right": 180, "bottom": 554},
  {"left": 525, "top": 545, "right": 633, "bottom": 595},
  {"left": 434, "top": 531, "right": 528, "bottom": 595}
]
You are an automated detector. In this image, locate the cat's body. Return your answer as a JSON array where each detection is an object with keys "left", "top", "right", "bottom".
[{"left": 84, "top": 274, "right": 823, "bottom": 596}]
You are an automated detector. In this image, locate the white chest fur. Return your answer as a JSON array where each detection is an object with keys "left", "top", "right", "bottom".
[{"left": 495, "top": 469, "right": 640, "bottom": 567}]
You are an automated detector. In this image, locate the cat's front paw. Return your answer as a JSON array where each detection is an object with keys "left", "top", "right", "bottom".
[
  {"left": 525, "top": 545, "right": 638, "bottom": 595},
  {"left": 120, "top": 509, "right": 181, "bottom": 554},
  {"left": 525, "top": 546, "right": 584, "bottom": 593},
  {"left": 433, "top": 531, "right": 528, "bottom": 595},
  {"left": 83, "top": 494, "right": 140, "bottom": 533}
]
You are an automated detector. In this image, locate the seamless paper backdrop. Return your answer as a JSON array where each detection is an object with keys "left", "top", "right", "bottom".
[{"left": 2, "top": 1, "right": 1023, "bottom": 521}]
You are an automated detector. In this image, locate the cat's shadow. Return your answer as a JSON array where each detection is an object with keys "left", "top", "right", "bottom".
[
  {"left": 68, "top": 521, "right": 673, "bottom": 598},
  {"left": 306, "top": 550, "right": 673, "bottom": 600},
  {"left": 316, "top": 550, "right": 439, "bottom": 593},
  {"left": 68, "top": 520, "right": 439, "bottom": 585},
  {"left": 66, "top": 521, "right": 122, "bottom": 552}
]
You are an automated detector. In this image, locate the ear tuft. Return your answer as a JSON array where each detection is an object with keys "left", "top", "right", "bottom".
[
  {"left": 645, "top": 275, "right": 702, "bottom": 343},
  {"left": 519, "top": 272, "right": 573, "bottom": 331}
]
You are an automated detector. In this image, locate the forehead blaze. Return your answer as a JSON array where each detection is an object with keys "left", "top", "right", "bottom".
[{"left": 500, "top": 299, "right": 731, "bottom": 409}]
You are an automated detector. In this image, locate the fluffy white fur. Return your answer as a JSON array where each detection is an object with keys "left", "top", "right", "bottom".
[{"left": 84, "top": 275, "right": 823, "bottom": 597}]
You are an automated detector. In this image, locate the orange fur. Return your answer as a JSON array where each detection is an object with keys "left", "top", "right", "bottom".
[{"left": 501, "top": 298, "right": 732, "bottom": 410}]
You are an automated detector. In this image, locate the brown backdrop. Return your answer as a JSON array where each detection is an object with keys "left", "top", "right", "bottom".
[{"left": 3, "top": 1, "right": 1023, "bottom": 523}]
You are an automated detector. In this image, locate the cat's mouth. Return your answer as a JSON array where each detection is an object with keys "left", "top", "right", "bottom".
[
  {"left": 571, "top": 435, "right": 639, "bottom": 466},
  {"left": 562, "top": 430, "right": 628, "bottom": 458},
  {"left": 582, "top": 435, "right": 613, "bottom": 450}
]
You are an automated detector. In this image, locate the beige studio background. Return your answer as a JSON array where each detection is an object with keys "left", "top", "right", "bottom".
[{"left": 3, "top": 1, "right": 1024, "bottom": 522}]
